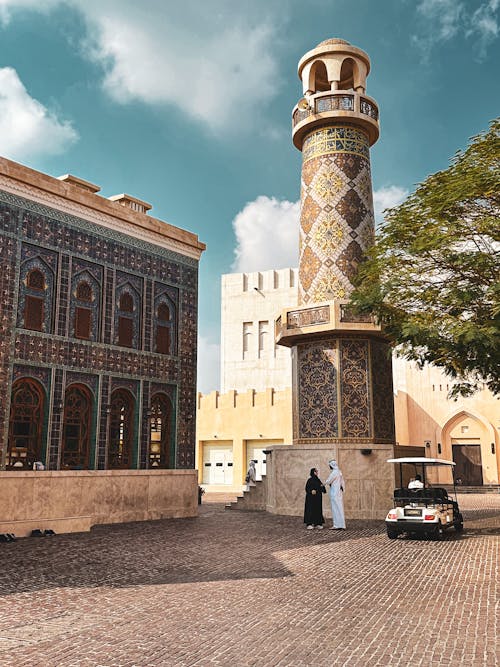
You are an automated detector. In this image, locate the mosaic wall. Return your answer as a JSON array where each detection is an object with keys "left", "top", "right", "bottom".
[
  {"left": 370, "top": 339, "right": 396, "bottom": 442},
  {"left": 294, "top": 336, "right": 395, "bottom": 445},
  {"left": 298, "top": 124, "right": 375, "bottom": 304},
  {"left": 339, "top": 338, "right": 371, "bottom": 439},
  {"left": 0, "top": 190, "right": 200, "bottom": 470},
  {"left": 294, "top": 340, "right": 339, "bottom": 442}
]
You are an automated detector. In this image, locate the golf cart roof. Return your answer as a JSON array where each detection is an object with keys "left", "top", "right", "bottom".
[{"left": 387, "top": 457, "right": 455, "bottom": 467}]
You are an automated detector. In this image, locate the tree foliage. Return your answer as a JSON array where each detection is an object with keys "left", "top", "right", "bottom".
[{"left": 352, "top": 119, "right": 500, "bottom": 397}]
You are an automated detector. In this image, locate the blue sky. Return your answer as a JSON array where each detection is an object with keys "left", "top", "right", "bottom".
[{"left": 0, "top": 0, "right": 498, "bottom": 392}]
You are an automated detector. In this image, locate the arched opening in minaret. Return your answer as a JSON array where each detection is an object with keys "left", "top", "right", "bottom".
[
  {"left": 310, "top": 60, "right": 330, "bottom": 93},
  {"left": 339, "top": 58, "right": 356, "bottom": 90}
]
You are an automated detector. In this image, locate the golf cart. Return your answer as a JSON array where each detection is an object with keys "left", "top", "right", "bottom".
[{"left": 385, "top": 457, "right": 464, "bottom": 540}]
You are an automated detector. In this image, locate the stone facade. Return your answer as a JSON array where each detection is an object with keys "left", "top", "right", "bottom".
[{"left": 0, "top": 157, "right": 205, "bottom": 473}]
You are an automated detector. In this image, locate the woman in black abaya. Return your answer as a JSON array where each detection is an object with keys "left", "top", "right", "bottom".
[{"left": 304, "top": 468, "right": 326, "bottom": 529}]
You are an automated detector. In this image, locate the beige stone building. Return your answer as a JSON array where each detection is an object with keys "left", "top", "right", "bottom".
[{"left": 196, "top": 268, "right": 499, "bottom": 491}]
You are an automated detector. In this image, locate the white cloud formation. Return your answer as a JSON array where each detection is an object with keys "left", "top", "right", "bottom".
[
  {"left": 0, "top": 0, "right": 280, "bottom": 133},
  {"left": 231, "top": 196, "right": 300, "bottom": 273},
  {"left": 197, "top": 336, "right": 220, "bottom": 394},
  {"left": 230, "top": 186, "right": 408, "bottom": 273},
  {"left": 0, "top": 67, "right": 78, "bottom": 161},
  {"left": 412, "top": 0, "right": 499, "bottom": 60},
  {"left": 373, "top": 185, "right": 408, "bottom": 226}
]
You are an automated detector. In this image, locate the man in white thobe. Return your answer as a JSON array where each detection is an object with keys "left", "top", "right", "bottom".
[{"left": 325, "top": 459, "right": 346, "bottom": 529}]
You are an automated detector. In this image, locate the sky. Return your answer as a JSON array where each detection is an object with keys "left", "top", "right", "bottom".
[{"left": 0, "top": 0, "right": 498, "bottom": 393}]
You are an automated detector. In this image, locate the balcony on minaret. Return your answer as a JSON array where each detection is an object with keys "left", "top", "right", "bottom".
[{"left": 292, "top": 38, "right": 379, "bottom": 149}]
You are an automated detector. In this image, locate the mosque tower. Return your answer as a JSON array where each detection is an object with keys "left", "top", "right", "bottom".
[{"left": 277, "top": 39, "right": 395, "bottom": 465}]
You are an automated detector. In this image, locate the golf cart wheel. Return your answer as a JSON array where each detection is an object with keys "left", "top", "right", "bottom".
[
  {"left": 454, "top": 517, "right": 464, "bottom": 533},
  {"left": 433, "top": 523, "right": 444, "bottom": 541},
  {"left": 387, "top": 529, "right": 398, "bottom": 540}
]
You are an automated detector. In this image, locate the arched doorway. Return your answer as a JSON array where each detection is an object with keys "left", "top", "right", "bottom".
[
  {"left": 440, "top": 411, "right": 494, "bottom": 486},
  {"left": 7, "top": 378, "right": 45, "bottom": 469},
  {"left": 149, "top": 393, "right": 173, "bottom": 468},
  {"left": 107, "top": 389, "right": 135, "bottom": 469},
  {"left": 61, "top": 384, "right": 93, "bottom": 469}
]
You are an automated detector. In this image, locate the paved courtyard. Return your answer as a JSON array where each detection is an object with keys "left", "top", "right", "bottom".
[{"left": 0, "top": 494, "right": 499, "bottom": 667}]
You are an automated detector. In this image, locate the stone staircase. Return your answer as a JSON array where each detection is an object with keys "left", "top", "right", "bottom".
[{"left": 225, "top": 477, "right": 268, "bottom": 511}]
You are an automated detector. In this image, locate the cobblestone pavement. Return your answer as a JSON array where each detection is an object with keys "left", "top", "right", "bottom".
[{"left": 0, "top": 494, "right": 498, "bottom": 667}]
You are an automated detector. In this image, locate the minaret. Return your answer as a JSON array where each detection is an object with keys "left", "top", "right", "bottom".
[{"left": 277, "top": 38, "right": 395, "bottom": 455}]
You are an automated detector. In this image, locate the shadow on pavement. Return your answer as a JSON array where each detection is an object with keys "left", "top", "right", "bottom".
[{"left": 0, "top": 505, "right": 383, "bottom": 596}]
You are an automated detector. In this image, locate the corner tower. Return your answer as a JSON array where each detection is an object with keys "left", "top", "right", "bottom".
[{"left": 277, "top": 38, "right": 395, "bottom": 462}]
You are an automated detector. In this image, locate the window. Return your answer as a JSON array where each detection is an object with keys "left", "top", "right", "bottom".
[
  {"left": 24, "top": 296, "right": 44, "bottom": 331},
  {"left": 156, "top": 302, "right": 172, "bottom": 355},
  {"left": 7, "top": 378, "right": 45, "bottom": 470},
  {"left": 75, "top": 307, "right": 92, "bottom": 339},
  {"left": 120, "top": 293, "right": 133, "bottom": 312},
  {"left": 243, "top": 322, "right": 252, "bottom": 358},
  {"left": 76, "top": 282, "right": 92, "bottom": 302},
  {"left": 118, "top": 316, "right": 134, "bottom": 347},
  {"left": 27, "top": 269, "right": 45, "bottom": 290},
  {"left": 24, "top": 269, "right": 46, "bottom": 331},
  {"left": 108, "top": 389, "right": 134, "bottom": 469},
  {"left": 258, "top": 320, "right": 269, "bottom": 357},
  {"left": 149, "top": 393, "right": 172, "bottom": 468},
  {"left": 74, "top": 281, "right": 93, "bottom": 340},
  {"left": 61, "top": 384, "right": 92, "bottom": 469},
  {"left": 117, "top": 292, "right": 135, "bottom": 347}
]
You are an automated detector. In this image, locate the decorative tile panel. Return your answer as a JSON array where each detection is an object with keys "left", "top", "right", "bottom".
[
  {"left": 296, "top": 340, "right": 339, "bottom": 440},
  {"left": 298, "top": 124, "right": 375, "bottom": 304},
  {"left": 370, "top": 339, "right": 396, "bottom": 442},
  {"left": 339, "top": 339, "right": 371, "bottom": 439}
]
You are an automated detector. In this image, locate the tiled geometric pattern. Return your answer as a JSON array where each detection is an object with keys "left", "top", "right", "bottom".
[
  {"left": 339, "top": 338, "right": 371, "bottom": 439},
  {"left": 294, "top": 336, "right": 394, "bottom": 445},
  {"left": 0, "top": 190, "right": 200, "bottom": 471},
  {"left": 370, "top": 339, "right": 396, "bottom": 442},
  {"left": 298, "top": 125, "right": 375, "bottom": 304},
  {"left": 296, "top": 340, "right": 338, "bottom": 441}
]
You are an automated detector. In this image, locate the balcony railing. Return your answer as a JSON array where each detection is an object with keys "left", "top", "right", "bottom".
[{"left": 292, "top": 92, "right": 379, "bottom": 128}]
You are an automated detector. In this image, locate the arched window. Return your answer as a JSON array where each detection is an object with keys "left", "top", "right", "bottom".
[
  {"left": 7, "top": 378, "right": 45, "bottom": 470},
  {"left": 61, "top": 384, "right": 92, "bottom": 469},
  {"left": 24, "top": 269, "right": 46, "bottom": 331},
  {"left": 27, "top": 269, "right": 45, "bottom": 290},
  {"left": 117, "top": 291, "right": 135, "bottom": 347},
  {"left": 149, "top": 393, "right": 172, "bottom": 468},
  {"left": 156, "top": 301, "right": 173, "bottom": 354},
  {"left": 107, "top": 389, "right": 134, "bottom": 469},
  {"left": 76, "top": 282, "right": 92, "bottom": 302},
  {"left": 74, "top": 281, "right": 93, "bottom": 340},
  {"left": 339, "top": 58, "right": 355, "bottom": 90},
  {"left": 120, "top": 293, "right": 134, "bottom": 312},
  {"left": 310, "top": 60, "right": 329, "bottom": 93}
]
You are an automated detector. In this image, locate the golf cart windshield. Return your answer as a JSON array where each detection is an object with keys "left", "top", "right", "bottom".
[{"left": 387, "top": 457, "right": 456, "bottom": 492}]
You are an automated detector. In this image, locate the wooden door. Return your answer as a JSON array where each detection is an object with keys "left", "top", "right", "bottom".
[{"left": 452, "top": 444, "right": 483, "bottom": 486}]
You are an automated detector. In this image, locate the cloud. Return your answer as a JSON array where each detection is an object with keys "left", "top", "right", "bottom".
[
  {"left": 231, "top": 186, "right": 408, "bottom": 273},
  {"left": 373, "top": 185, "right": 408, "bottom": 225},
  {"left": 0, "top": 67, "right": 78, "bottom": 161},
  {"left": 468, "top": 0, "right": 499, "bottom": 56},
  {"left": 231, "top": 196, "right": 300, "bottom": 273},
  {"left": 412, "top": 0, "right": 499, "bottom": 60},
  {"left": 0, "top": 0, "right": 281, "bottom": 133},
  {"left": 197, "top": 336, "right": 220, "bottom": 394}
]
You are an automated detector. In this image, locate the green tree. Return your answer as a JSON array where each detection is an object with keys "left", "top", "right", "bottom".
[{"left": 352, "top": 119, "right": 500, "bottom": 397}]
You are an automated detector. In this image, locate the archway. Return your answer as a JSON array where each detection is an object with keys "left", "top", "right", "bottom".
[
  {"left": 149, "top": 393, "right": 173, "bottom": 468},
  {"left": 7, "top": 378, "right": 45, "bottom": 469},
  {"left": 61, "top": 384, "right": 93, "bottom": 469},
  {"left": 107, "top": 388, "right": 135, "bottom": 469}
]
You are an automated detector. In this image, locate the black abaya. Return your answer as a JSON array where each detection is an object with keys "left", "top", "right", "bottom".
[{"left": 304, "top": 474, "right": 325, "bottom": 526}]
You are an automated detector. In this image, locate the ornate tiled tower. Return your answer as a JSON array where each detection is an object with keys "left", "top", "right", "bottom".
[{"left": 277, "top": 38, "right": 395, "bottom": 457}]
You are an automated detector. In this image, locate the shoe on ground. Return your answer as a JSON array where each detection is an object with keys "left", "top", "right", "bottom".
[
  {"left": 316, "top": 525, "right": 324, "bottom": 530},
  {"left": 306, "top": 525, "right": 314, "bottom": 530}
]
